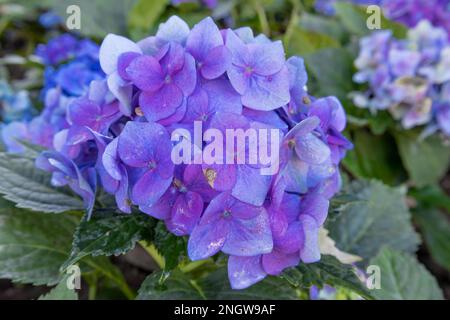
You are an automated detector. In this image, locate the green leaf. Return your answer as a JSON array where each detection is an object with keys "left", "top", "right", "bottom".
[
  {"left": 304, "top": 48, "right": 354, "bottom": 103},
  {"left": 38, "top": 277, "right": 78, "bottom": 300},
  {"left": 62, "top": 210, "right": 155, "bottom": 269},
  {"left": 0, "top": 152, "right": 84, "bottom": 213},
  {"left": 414, "top": 209, "right": 450, "bottom": 271},
  {"left": 282, "top": 255, "right": 373, "bottom": 300},
  {"left": 410, "top": 185, "right": 450, "bottom": 213},
  {"left": 128, "top": 0, "right": 168, "bottom": 33},
  {"left": 334, "top": 2, "right": 369, "bottom": 36},
  {"left": 0, "top": 208, "right": 78, "bottom": 285},
  {"left": 369, "top": 247, "right": 443, "bottom": 300},
  {"left": 286, "top": 26, "right": 339, "bottom": 57},
  {"left": 52, "top": 0, "right": 138, "bottom": 38},
  {"left": 334, "top": 2, "right": 407, "bottom": 38},
  {"left": 299, "top": 12, "right": 348, "bottom": 43},
  {"left": 342, "top": 130, "right": 406, "bottom": 185},
  {"left": 137, "top": 270, "right": 204, "bottom": 300},
  {"left": 395, "top": 131, "right": 450, "bottom": 187},
  {"left": 201, "top": 268, "right": 299, "bottom": 300},
  {"left": 153, "top": 221, "right": 187, "bottom": 271},
  {"left": 327, "top": 180, "right": 420, "bottom": 261},
  {"left": 138, "top": 268, "right": 300, "bottom": 300}
]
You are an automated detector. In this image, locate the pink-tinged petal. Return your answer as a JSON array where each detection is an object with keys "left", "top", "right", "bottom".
[
  {"left": 139, "top": 84, "right": 183, "bottom": 122},
  {"left": 172, "top": 53, "right": 197, "bottom": 96},
  {"left": 250, "top": 41, "right": 285, "bottom": 76},
  {"left": 222, "top": 207, "right": 273, "bottom": 256},
  {"left": 242, "top": 66, "right": 290, "bottom": 111},
  {"left": 131, "top": 170, "right": 172, "bottom": 207},
  {"left": 299, "top": 193, "right": 329, "bottom": 226},
  {"left": 107, "top": 72, "right": 133, "bottom": 116},
  {"left": 117, "top": 52, "right": 141, "bottom": 81},
  {"left": 294, "top": 133, "right": 331, "bottom": 164},
  {"left": 274, "top": 221, "right": 302, "bottom": 254},
  {"left": 99, "top": 34, "right": 141, "bottom": 75},
  {"left": 299, "top": 214, "right": 320, "bottom": 263},
  {"left": 187, "top": 17, "right": 223, "bottom": 61},
  {"left": 228, "top": 255, "right": 267, "bottom": 289},
  {"left": 167, "top": 191, "right": 204, "bottom": 236},
  {"left": 126, "top": 55, "right": 164, "bottom": 91},
  {"left": 227, "top": 65, "right": 249, "bottom": 95},
  {"left": 188, "top": 217, "right": 230, "bottom": 261},
  {"left": 140, "top": 186, "right": 178, "bottom": 220},
  {"left": 201, "top": 45, "right": 231, "bottom": 79},
  {"left": 262, "top": 250, "right": 299, "bottom": 276},
  {"left": 118, "top": 121, "right": 170, "bottom": 167},
  {"left": 231, "top": 165, "right": 271, "bottom": 206}
]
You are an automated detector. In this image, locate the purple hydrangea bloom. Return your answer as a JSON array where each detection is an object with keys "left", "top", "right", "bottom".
[
  {"left": 225, "top": 29, "right": 290, "bottom": 111},
  {"left": 117, "top": 121, "right": 174, "bottom": 207},
  {"left": 383, "top": 0, "right": 450, "bottom": 37},
  {"left": 353, "top": 20, "right": 450, "bottom": 137},
  {"left": 36, "top": 151, "right": 97, "bottom": 216},
  {"left": 188, "top": 191, "right": 272, "bottom": 260},
  {"left": 32, "top": 16, "right": 352, "bottom": 290}
]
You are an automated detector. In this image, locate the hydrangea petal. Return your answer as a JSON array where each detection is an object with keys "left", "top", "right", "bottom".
[{"left": 228, "top": 255, "right": 267, "bottom": 290}]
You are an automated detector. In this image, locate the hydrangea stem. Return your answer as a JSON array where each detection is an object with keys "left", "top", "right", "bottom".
[
  {"left": 140, "top": 241, "right": 165, "bottom": 269},
  {"left": 284, "top": 0, "right": 302, "bottom": 48},
  {"left": 140, "top": 241, "right": 211, "bottom": 273},
  {"left": 252, "top": 0, "right": 270, "bottom": 36}
]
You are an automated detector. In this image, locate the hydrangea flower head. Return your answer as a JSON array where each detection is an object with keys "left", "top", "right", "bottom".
[
  {"left": 33, "top": 16, "right": 352, "bottom": 290},
  {"left": 353, "top": 20, "right": 450, "bottom": 137}
]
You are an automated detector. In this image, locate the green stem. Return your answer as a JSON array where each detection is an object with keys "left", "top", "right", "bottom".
[
  {"left": 190, "top": 280, "right": 207, "bottom": 300},
  {"left": 180, "top": 259, "right": 211, "bottom": 273},
  {"left": 84, "top": 260, "right": 135, "bottom": 300},
  {"left": 252, "top": 0, "right": 270, "bottom": 36},
  {"left": 284, "top": 0, "right": 301, "bottom": 48},
  {"left": 139, "top": 241, "right": 165, "bottom": 269}
]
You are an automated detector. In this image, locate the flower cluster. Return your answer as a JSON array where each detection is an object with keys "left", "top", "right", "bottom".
[
  {"left": 0, "top": 81, "right": 36, "bottom": 152},
  {"left": 314, "top": 0, "right": 380, "bottom": 16},
  {"left": 34, "top": 16, "right": 351, "bottom": 289},
  {"left": 315, "top": 0, "right": 450, "bottom": 38},
  {"left": 383, "top": 0, "right": 450, "bottom": 37},
  {"left": 353, "top": 21, "right": 450, "bottom": 136},
  {"left": 1, "top": 34, "right": 104, "bottom": 153}
]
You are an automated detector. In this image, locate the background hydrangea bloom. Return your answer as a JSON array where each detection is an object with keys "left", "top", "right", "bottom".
[
  {"left": 353, "top": 20, "right": 450, "bottom": 136},
  {"left": 32, "top": 16, "right": 352, "bottom": 289}
]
